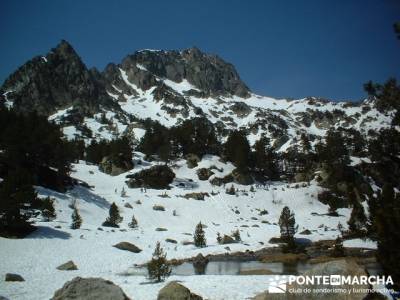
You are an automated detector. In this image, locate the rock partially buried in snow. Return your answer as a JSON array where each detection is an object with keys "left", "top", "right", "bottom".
[
  {"left": 56, "top": 260, "right": 78, "bottom": 271},
  {"left": 5, "top": 273, "right": 25, "bottom": 282},
  {"left": 52, "top": 277, "right": 130, "bottom": 300},
  {"left": 113, "top": 242, "right": 142, "bottom": 253},
  {"left": 252, "top": 259, "right": 369, "bottom": 300},
  {"left": 157, "top": 281, "right": 203, "bottom": 300}
]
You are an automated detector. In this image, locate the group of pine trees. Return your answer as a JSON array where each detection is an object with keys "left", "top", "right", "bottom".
[{"left": 0, "top": 102, "right": 78, "bottom": 236}]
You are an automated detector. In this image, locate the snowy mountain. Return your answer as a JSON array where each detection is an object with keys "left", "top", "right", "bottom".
[
  {"left": 0, "top": 40, "right": 397, "bottom": 300},
  {"left": 1, "top": 40, "right": 395, "bottom": 146}
]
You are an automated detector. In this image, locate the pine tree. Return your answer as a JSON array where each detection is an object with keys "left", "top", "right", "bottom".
[
  {"left": 41, "top": 197, "right": 56, "bottom": 222},
  {"left": 71, "top": 206, "right": 82, "bottom": 229},
  {"left": 347, "top": 200, "right": 367, "bottom": 235},
  {"left": 370, "top": 184, "right": 400, "bottom": 288},
  {"left": 279, "top": 206, "right": 297, "bottom": 242},
  {"left": 147, "top": 241, "right": 171, "bottom": 282},
  {"left": 232, "top": 229, "right": 241, "bottom": 242},
  {"left": 224, "top": 130, "right": 251, "bottom": 172},
  {"left": 128, "top": 213, "right": 138, "bottom": 228},
  {"left": 331, "top": 237, "right": 345, "bottom": 257},
  {"left": 194, "top": 222, "right": 206, "bottom": 247},
  {"left": 226, "top": 184, "right": 236, "bottom": 195},
  {"left": 103, "top": 202, "right": 122, "bottom": 227},
  {"left": 120, "top": 187, "right": 127, "bottom": 198},
  {"left": 216, "top": 232, "right": 222, "bottom": 244},
  {"left": 0, "top": 168, "right": 38, "bottom": 235}
]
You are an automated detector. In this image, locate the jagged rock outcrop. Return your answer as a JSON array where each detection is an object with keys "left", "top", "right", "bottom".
[
  {"left": 1, "top": 40, "right": 117, "bottom": 116},
  {"left": 109, "top": 47, "right": 250, "bottom": 98}
]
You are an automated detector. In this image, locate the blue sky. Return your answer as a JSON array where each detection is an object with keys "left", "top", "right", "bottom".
[{"left": 0, "top": 0, "right": 399, "bottom": 101}]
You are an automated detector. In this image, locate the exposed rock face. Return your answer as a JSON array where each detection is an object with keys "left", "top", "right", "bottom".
[
  {"left": 99, "top": 155, "right": 134, "bottom": 176},
  {"left": 52, "top": 277, "right": 130, "bottom": 300},
  {"left": 221, "top": 234, "right": 236, "bottom": 244},
  {"left": 56, "top": 260, "right": 78, "bottom": 271},
  {"left": 5, "top": 273, "right": 25, "bottom": 282},
  {"left": 157, "top": 281, "right": 203, "bottom": 300},
  {"left": 1, "top": 40, "right": 117, "bottom": 116},
  {"left": 126, "top": 165, "right": 175, "bottom": 189},
  {"left": 197, "top": 168, "right": 214, "bottom": 181},
  {"left": 252, "top": 259, "right": 369, "bottom": 300},
  {"left": 113, "top": 242, "right": 142, "bottom": 253},
  {"left": 110, "top": 47, "right": 250, "bottom": 98},
  {"left": 231, "top": 169, "right": 254, "bottom": 185},
  {"left": 186, "top": 153, "right": 201, "bottom": 169}
]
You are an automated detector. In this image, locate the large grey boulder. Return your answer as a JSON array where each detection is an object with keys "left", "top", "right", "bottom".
[
  {"left": 196, "top": 168, "right": 214, "bottom": 181},
  {"left": 99, "top": 155, "right": 133, "bottom": 176},
  {"left": 52, "top": 277, "right": 130, "bottom": 300},
  {"left": 157, "top": 281, "right": 202, "bottom": 300},
  {"left": 252, "top": 259, "right": 369, "bottom": 300},
  {"left": 5, "top": 273, "right": 25, "bottom": 282},
  {"left": 126, "top": 165, "right": 175, "bottom": 189},
  {"left": 113, "top": 242, "right": 142, "bottom": 253},
  {"left": 56, "top": 260, "right": 78, "bottom": 271}
]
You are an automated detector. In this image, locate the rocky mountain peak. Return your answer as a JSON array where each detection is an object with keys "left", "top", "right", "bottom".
[
  {"left": 109, "top": 46, "right": 250, "bottom": 98},
  {"left": 1, "top": 40, "right": 117, "bottom": 116}
]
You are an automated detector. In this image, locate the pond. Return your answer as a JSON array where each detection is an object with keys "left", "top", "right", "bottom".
[
  {"left": 130, "top": 259, "right": 382, "bottom": 277},
  {"left": 172, "top": 260, "right": 311, "bottom": 276}
]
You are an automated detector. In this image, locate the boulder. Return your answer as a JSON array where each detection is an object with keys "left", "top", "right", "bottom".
[
  {"left": 157, "top": 281, "right": 203, "bottom": 300},
  {"left": 5, "top": 273, "right": 25, "bottom": 282},
  {"left": 126, "top": 165, "right": 175, "bottom": 189},
  {"left": 221, "top": 234, "right": 236, "bottom": 244},
  {"left": 186, "top": 154, "right": 200, "bottom": 169},
  {"left": 56, "top": 261, "right": 78, "bottom": 271},
  {"left": 184, "top": 192, "right": 209, "bottom": 201},
  {"left": 124, "top": 203, "right": 133, "bottom": 209},
  {"left": 252, "top": 259, "right": 369, "bottom": 300},
  {"left": 196, "top": 168, "right": 214, "bottom": 181},
  {"left": 209, "top": 174, "right": 233, "bottom": 186},
  {"left": 99, "top": 155, "right": 134, "bottom": 176},
  {"left": 299, "top": 229, "right": 312, "bottom": 235},
  {"left": 231, "top": 169, "right": 254, "bottom": 185},
  {"left": 113, "top": 242, "right": 142, "bottom": 253},
  {"left": 165, "top": 238, "right": 178, "bottom": 244},
  {"left": 52, "top": 277, "right": 130, "bottom": 300}
]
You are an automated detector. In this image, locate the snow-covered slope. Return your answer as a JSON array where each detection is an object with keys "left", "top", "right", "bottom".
[{"left": 0, "top": 154, "right": 377, "bottom": 299}]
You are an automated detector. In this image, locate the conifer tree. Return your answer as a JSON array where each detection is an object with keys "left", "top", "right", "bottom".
[
  {"left": 41, "top": 197, "right": 56, "bottom": 222},
  {"left": 128, "top": 213, "right": 138, "bottom": 228},
  {"left": 331, "top": 237, "right": 345, "bottom": 257},
  {"left": 71, "top": 205, "right": 82, "bottom": 229},
  {"left": 216, "top": 232, "right": 222, "bottom": 244},
  {"left": 194, "top": 222, "right": 206, "bottom": 248},
  {"left": 147, "top": 241, "right": 171, "bottom": 282},
  {"left": 120, "top": 187, "right": 127, "bottom": 198},
  {"left": 369, "top": 184, "right": 400, "bottom": 288},
  {"left": 0, "top": 168, "right": 38, "bottom": 235},
  {"left": 103, "top": 202, "right": 122, "bottom": 227},
  {"left": 279, "top": 206, "right": 297, "bottom": 242},
  {"left": 347, "top": 200, "right": 367, "bottom": 235}
]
